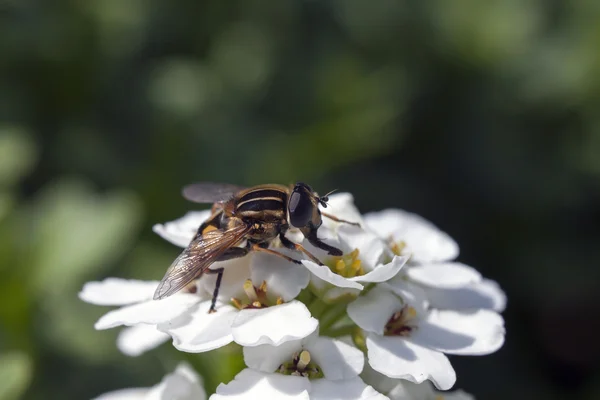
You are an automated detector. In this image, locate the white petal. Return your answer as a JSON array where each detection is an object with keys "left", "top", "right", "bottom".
[
  {"left": 308, "top": 337, "right": 364, "bottom": 380},
  {"left": 211, "top": 369, "right": 310, "bottom": 400},
  {"left": 386, "top": 380, "right": 432, "bottom": 400},
  {"left": 423, "top": 279, "right": 507, "bottom": 312},
  {"left": 337, "top": 225, "right": 387, "bottom": 270},
  {"left": 359, "top": 363, "right": 400, "bottom": 396},
  {"left": 94, "top": 294, "right": 200, "bottom": 330},
  {"left": 243, "top": 338, "right": 304, "bottom": 373},
  {"left": 383, "top": 379, "right": 475, "bottom": 400},
  {"left": 79, "top": 278, "right": 159, "bottom": 306},
  {"left": 381, "top": 280, "right": 429, "bottom": 315},
  {"left": 443, "top": 390, "right": 476, "bottom": 400},
  {"left": 251, "top": 252, "right": 310, "bottom": 301},
  {"left": 348, "top": 287, "right": 403, "bottom": 335},
  {"left": 354, "top": 256, "right": 407, "bottom": 284},
  {"left": 93, "top": 388, "right": 148, "bottom": 400},
  {"left": 405, "top": 263, "right": 481, "bottom": 289},
  {"left": 159, "top": 301, "right": 237, "bottom": 353},
  {"left": 411, "top": 309, "right": 505, "bottom": 355},
  {"left": 366, "top": 334, "right": 456, "bottom": 390},
  {"left": 231, "top": 301, "right": 318, "bottom": 346},
  {"left": 200, "top": 257, "right": 252, "bottom": 302},
  {"left": 364, "top": 209, "right": 458, "bottom": 263},
  {"left": 310, "top": 377, "right": 389, "bottom": 400},
  {"left": 152, "top": 210, "right": 212, "bottom": 248},
  {"left": 302, "top": 261, "right": 364, "bottom": 290},
  {"left": 320, "top": 192, "right": 364, "bottom": 231},
  {"left": 146, "top": 362, "right": 206, "bottom": 400},
  {"left": 117, "top": 325, "right": 170, "bottom": 357}
]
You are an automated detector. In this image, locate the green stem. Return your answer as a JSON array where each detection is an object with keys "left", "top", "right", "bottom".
[
  {"left": 318, "top": 303, "right": 348, "bottom": 332},
  {"left": 307, "top": 298, "right": 328, "bottom": 319},
  {"left": 295, "top": 288, "right": 315, "bottom": 305},
  {"left": 324, "top": 324, "right": 358, "bottom": 338}
]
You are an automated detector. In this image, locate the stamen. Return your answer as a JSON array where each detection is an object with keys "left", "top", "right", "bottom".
[
  {"left": 231, "top": 298, "right": 243, "bottom": 309},
  {"left": 389, "top": 238, "right": 406, "bottom": 256},
  {"left": 243, "top": 280, "right": 258, "bottom": 302},
  {"left": 258, "top": 280, "right": 268, "bottom": 293},
  {"left": 296, "top": 350, "right": 311, "bottom": 371},
  {"left": 276, "top": 350, "right": 323, "bottom": 379},
  {"left": 230, "top": 280, "right": 281, "bottom": 309},
  {"left": 384, "top": 305, "right": 418, "bottom": 337},
  {"left": 327, "top": 248, "right": 365, "bottom": 278}
]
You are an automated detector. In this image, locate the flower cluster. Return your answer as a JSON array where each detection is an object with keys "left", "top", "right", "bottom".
[{"left": 82, "top": 192, "right": 506, "bottom": 399}]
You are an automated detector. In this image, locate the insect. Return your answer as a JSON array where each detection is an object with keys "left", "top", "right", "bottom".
[{"left": 153, "top": 182, "right": 359, "bottom": 312}]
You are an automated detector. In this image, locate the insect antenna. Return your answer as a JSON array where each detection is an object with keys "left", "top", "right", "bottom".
[{"left": 319, "top": 189, "right": 337, "bottom": 207}]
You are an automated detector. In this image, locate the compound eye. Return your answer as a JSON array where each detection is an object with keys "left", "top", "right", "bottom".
[{"left": 289, "top": 190, "right": 313, "bottom": 228}]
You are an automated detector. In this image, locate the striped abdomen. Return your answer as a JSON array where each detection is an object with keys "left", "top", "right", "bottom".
[{"left": 234, "top": 185, "right": 288, "bottom": 222}]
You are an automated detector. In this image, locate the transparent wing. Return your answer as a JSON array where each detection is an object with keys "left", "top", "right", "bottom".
[
  {"left": 153, "top": 223, "right": 251, "bottom": 300},
  {"left": 181, "top": 182, "right": 247, "bottom": 203}
]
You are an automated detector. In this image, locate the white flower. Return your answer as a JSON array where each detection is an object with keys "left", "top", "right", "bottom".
[
  {"left": 159, "top": 252, "right": 317, "bottom": 350},
  {"left": 153, "top": 210, "right": 212, "bottom": 247},
  {"left": 80, "top": 255, "right": 318, "bottom": 354},
  {"left": 364, "top": 209, "right": 458, "bottom": 264},
  {"left": 93, "top": 362, "right": 206, "bottom": 400},
  {"left": 386, "top": 381, "right": 474, "bottom": 400},
  {"left": 347, "top": 285, "right": 505, "bottom": 390},
  {"left": 212, "top": 332, "right": 389, "bottom": 400},
  {"left": 362, "top": 364, "right": 475, "bottom": 400},
  {"left": 302, "top": 225, "right": 408, "bottom": 297},
  {"left": 364, "top": 209, "right": 506, "bottom": 312},
  {"left": 78, "top": 278, "right": 177, "bottom": 356}
]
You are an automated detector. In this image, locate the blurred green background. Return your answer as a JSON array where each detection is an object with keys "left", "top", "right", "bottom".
[{"left": 1, "top": 1, "right": 599, "bottom": 399}]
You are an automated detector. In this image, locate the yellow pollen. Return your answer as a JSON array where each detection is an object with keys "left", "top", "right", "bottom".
[
  {"left": 407, "top": 306, "right": 417, "bottom": 319},
  {"left": 297, "top": 350, "right": 311, "bottom": 370},
  {"left": 328, "top": 248, "right": 364, "bottom": 278},
  {"left": 435, "top": 396, "right": 444, "bottom": 400},
  {"left": 259, "top": 280, "right": 268, "bottom": 292},
  {"left": 390, "top": 239, "right": 406, "bottom": 256},
  {"left": 232, "top": 280, "right": 279, "bottom": 309},
  {"left": 243, "top": 279, "right": 257, "bottom": 302},
  {"left": 335, "top": 259, "right": 346, "bottom": 272},
  {"left": 231, "top": 297, "right": 243, "bottom": 309}
]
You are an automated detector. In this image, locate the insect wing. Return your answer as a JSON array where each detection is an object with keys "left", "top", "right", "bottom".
[
  {"left": 153, "top": 223, "right": 251, "bottom": 300},
  {"left": 182, "top": 182, "right": 247, "bottom": 204}
]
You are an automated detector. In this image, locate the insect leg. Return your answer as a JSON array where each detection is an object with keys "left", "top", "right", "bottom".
[
  {"left": 204, "top": 247, "right": 249, "bottom": 313},
  {"left": 250, "top": 243, "right": 303, "bottom": 265},
  {"left": 206, "top": 268, "right": 224, "bottom": 313},
  {"left": 303, "top": 228, "right": 343, "bottom": 256},
  {"left": 279, "top": 233, "right": 324, "bottom": 266},
  {"left": 217, "top": 247, "right": 249, "bottom": 261},
  {"left": 321, "top": 212, "right": 360, "bottom": 227}
]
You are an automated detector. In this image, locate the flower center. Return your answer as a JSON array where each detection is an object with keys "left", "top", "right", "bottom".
[
  {"left": 277, "top": 350, "right": 324, "bottom": 379},
  {"left": 384, "top": 305, "right": 418, "bottom": 337},
  {"left": 231, "top": 280, "right": 283, "bottom": 309},
  {"left": 326, "top": 248, "right": 364, "bottom": 278},
  {"left": 389, "top": 237, "right": 407, "bottom": 257}
]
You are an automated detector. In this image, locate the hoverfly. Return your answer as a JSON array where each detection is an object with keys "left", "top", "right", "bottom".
[{"left": 153, "top": 182, "right": 358, "bottom": 312}]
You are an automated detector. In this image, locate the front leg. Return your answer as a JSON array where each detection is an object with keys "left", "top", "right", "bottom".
[
  {"left": 301, "top": 225, "right": 343, "bottom": 256},
  {"left": 279, "top": 233, "right": 325, "bottom": 265}
]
